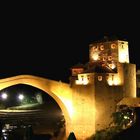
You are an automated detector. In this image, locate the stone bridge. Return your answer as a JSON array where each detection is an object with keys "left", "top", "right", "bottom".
[
  {"left": 0, "top": 75, "right": 95, "bottom": 140},
  {"left": 0, "top": 75, "right": 73, "bottom": 138}
]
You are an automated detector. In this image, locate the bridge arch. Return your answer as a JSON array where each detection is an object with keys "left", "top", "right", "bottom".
[{"left": 0, "top": 75, "right": 72, "bottom": 138}]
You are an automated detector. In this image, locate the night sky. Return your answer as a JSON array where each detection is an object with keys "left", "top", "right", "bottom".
[
  {"left": 1, "top": 2, "right": 140, "bottom": 83},
  {"left": 0, "top": 3, "right": 140, "bottom": 139}
]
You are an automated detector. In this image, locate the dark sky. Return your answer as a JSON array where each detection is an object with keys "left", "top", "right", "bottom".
[{"left": 1, "top": 2, "right": 140, "bottom": 83}]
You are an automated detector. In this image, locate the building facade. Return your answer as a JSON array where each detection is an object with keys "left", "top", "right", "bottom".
[{"left": 70, "top": 39, "right": 136, "bottom": 138}]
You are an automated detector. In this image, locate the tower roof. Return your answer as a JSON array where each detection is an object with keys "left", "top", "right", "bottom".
[
  {"left": 117, "top": 97, "right": 140, "bottom": 107},
  {"left": 90, "top": 36, "right": 127, "bottom": 44},
  {"left": 84, "top": 62, "right": 116, "bottom": 73},
  {"left": 71, "top": 63, "right": 85, "bottom": 69}
]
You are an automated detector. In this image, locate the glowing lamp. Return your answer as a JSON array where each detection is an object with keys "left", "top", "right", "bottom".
[
  {"left": 18, "top": 94, "right": 24, "bottom": 100},
  {"left": 1, "top": 93, "right": 8, "bottom": 99},
  {"left": 92, "top": 53, "right": 99, "bottom": 61}
]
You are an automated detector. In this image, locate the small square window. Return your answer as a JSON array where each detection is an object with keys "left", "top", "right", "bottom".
[
  {"left": 100, "top": 45, "right": 104, "bottom": 50},
  {"left": 111, "top": 44, "right": 116, "bottom": 49},
  {"left": 103, "top": 57, "right": 106, "bottom": 61},
  {"left": 98, "top": 76, "right": 102, "bottom": 81},
  {"left": 108, "top": 56, "right": 112, "bottom": 61}
]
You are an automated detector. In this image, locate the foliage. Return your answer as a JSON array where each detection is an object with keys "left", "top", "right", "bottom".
[
  {"left": 112, "top": 106, "right": 135, "bottom": 128},
  {"left": 93, "top": 106, "right": 135, "bottom": 140},
  {"left": 20, "top": 97, "right": 38, "bottom": 105},
  {"left": 93, "top": 126, "right": 122, "bottom": 140}
]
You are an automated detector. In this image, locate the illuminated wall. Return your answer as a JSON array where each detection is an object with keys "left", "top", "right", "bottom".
[
  {"left": 70, "top": 75, "right": 96, "bottom": 139},
  {"left": 118, "top": 41, "right": 129, "bottom": 63},
  {"left": 94, "top": 63, "right": 136, "bottom": 131},
  {"left": 89, "top": 41, "right": 118, "bottom": 69},
  {"left": 89, "top": 40, "right": 130, "bottom": 70}
]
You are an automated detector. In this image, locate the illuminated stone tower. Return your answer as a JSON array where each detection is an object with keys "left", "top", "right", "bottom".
[{"left": 70, "top": 38, "right": 136, "bottom": 139}]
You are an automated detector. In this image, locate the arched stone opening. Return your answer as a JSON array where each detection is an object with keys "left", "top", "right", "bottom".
[
  {"left": 0, "top": 75, "right": 72, "bottom": 139},
  {"left": 0, "top": 84, "right": 68, "bottom": 139}
]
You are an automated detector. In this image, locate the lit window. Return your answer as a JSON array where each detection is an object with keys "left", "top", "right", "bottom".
[
  {"left": 103, "top": 57, "right": 106, "bottom": 61},
  {"left": 109, "top": 64, "right": 112, "bottom": 68},
  {"left": 92, "top": 46, "right": 96, "bottom": 50},
  {"left": 98, "top": 76, "right": 102, "bottom": 81},
  {"left": 111, "top": 75, "right": 114, "bottom": 80},
  {"left": 100, "top": 45, "right": 104, "bottom": 50},
  {"left": 92, "top": 52, "right": 99, "bottom": 60},
  {"left": 108, "top": 63, "right": 116, "bottom": 69},
  {"left": 108, "top": 56, "right": 112, "bottom": 61},
  {"left": 81, "top": 75, "right": 84, "bottom": 81},
  {"left": 75, "top": 75, "right": 89, "bottom": 85},
  {"left": 111, "top": 43, "right": 116, "bottom": 49}
]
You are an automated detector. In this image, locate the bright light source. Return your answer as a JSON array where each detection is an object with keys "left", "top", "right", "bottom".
[
  {"left": 64, "top": 100, "right": 74, "bottom": 118},
  {"left": 124, "top": 115, "right": 128, "bottom": 119},
  {"left": 109, "top": 63, "right": 116, "bottom": 69},
  {"left": 2, "top": 129, "right": 6, "bottom": 133},
  {"left": 107, "top": 74, "right": 121, "bottom": 86},
  {"left": 18, "top": 94, "right": 24, "bottom": 100},
  {"left": 92, "top": 52, "right": 99, "bottom": 61},
  {"left": 1, "top": 93, "right": 8, "bottom": 99}
]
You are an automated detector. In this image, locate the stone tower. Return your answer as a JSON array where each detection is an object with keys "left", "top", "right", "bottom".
[{"left": 70, "top": 38, "right": 136, "bottom": 139}]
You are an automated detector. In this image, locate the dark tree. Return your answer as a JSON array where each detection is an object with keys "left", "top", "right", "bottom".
[{"left": 67, "top": 132, "right": 76, "bottom": 140}]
